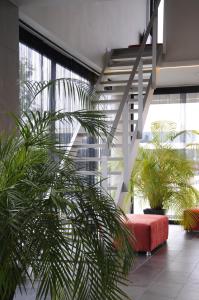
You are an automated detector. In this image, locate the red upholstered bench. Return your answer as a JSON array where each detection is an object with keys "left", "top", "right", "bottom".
[
  {"left": 125, "top": 214, "right": 169, "bottom": 255},
  {"left": 184, "top": 209, "right": 199, "bottom": 231}
]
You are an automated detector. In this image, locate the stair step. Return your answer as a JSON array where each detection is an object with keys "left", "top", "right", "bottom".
[
  {"left": 101, "top": 109, "right": 118, "bottom": 114},
  {"left": 72, "top": 143, "right": 106, "bottom": 149},
  {"left": 114, "top": 132, "right": 135, "bottom": 137},
  {"left": 77, "top": 170, "right": 98, "bottom": 176},
  {"left": 111, "top": 45, "right": 153, "bottom": 60},
  {"left": 108, "top": 171, "right": 122, "bottom": 175},
  {"left": 108, "top": 59, "right": 152, "bottom": 69},
  {"left": 74, "top": 157, "right": 101, "bottom": 162},
  {"left": 104, "top": 68, "right": 151, "bottom": 76},
  {"left": 73, "top": 157, "right": 123, "bottom": 162},
  {"left": 97, "top": 90, "right": 146, "bottom": 96},
  {"left": 72, "top": 143, "right": 123, "bottom": 149},
  {"left": 107, "top": 187, "right": 117, "bottom": 191},
  {"left": 111, "top": 56, "right": 152, "bottom": 62},
  {"left": 100, "top": 79, "right": 148, "bottom": 87},
  {"left": 106, "top": 119, "right": 137, "bottom": 125},
  {"left": 130, "top": 120, "right": 138, "bottom": 124},
  {"left": 130, "top": 108, "right": 138, "bottom": 113},
  {"left": 108, "top": 157, "right": 123, "bottom": 161},
  {"left": 106, "top": 120, "right": 123, "bottom": 125},
  {"left": 94, "top": 98, "right": 138, "bottom": 105},
  {"left": 100, "top": 109, "right": 137, "bottom": 114}
]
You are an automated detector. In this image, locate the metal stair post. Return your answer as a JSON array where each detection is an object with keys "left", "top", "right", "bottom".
[
  {"left": 152, "top": 11, "right": 158, "bottom": 89},
  {"left": 122, "top": 97, "right": 129, "bottom": 192},
  {"left": 137, "top": 59, "right": 143, "bottom": 139},
  {"left": 101, "top": 143, "right": 109, "bottom": 190}
]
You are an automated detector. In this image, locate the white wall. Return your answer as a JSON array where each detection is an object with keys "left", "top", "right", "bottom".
[
  {"left": 164, "top": 0, "right": 199, "bottom": 64},
  {"left": 16, "top": 0, "right": 147, "bottom": 70}
]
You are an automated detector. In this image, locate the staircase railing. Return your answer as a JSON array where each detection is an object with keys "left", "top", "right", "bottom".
[
  {"left": 103, "top": 0, "right": 162, "bottom": 205},
  {"left": 108, "top": 0, "right": 161, "bottom": 145},
  {"left": 66, "top": 0, "right": 162, "bottom": 205}
]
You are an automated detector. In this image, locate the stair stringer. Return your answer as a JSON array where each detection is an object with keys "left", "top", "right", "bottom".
[{"left": 115, "top": 77, "right": 155, "bottom": 207}]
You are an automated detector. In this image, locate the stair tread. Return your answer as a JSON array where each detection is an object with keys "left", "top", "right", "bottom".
[
  {"left": 94, "top": 99, "right": 138, "bottom": 104},
  {"left": 106, "top": 119, "right": 137, "bottom": 124},
  {"left": 104, "top": 68, "right": 151, "bottom": 76},
  {"left": 100, "top": 108, "right": 138, "bottom": 113},
  {"left": 72, "top": 143, "right": 123, "bottom": 148},
  {"left": 111, "top": 44, "right": 162, "bottom": 60},
  {"left": 73, "top": 157, "right": 123, "bottom": 162},
  {"left": 108, "top": 171, "right": 122, "bottom": 175},
  {"left": 70, "top": 44, "right": 155, "bottom": 199},
  {"left": 97, "top": 90, "right": 146, "bottom": 95},
  {"left": 107, "top": 187, "right": 117, "bottom": 191},
  {"left": 108, "top": 59, "right": 152, "bottom": 68},
  {"left": 100, "top": 79, "right": 148, "bottom": 86}
]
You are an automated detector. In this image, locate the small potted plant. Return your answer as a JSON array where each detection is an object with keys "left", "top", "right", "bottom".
[{"left": 130, "top": 121, "right": 199, "bottom": 217}]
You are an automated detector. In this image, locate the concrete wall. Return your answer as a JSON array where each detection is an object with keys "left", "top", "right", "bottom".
[
  {"left": 0, "top": 0, "right": 19, "bottom": 132},
  {"left": 164, "top": 0, "right": 199, "bottom": 64},
  {"left": 17, "top": 0, "right": 147, "bottom": 70}
]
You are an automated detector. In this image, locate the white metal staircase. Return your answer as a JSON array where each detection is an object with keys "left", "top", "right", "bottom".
[{"left": 70, "top": 0, "right": 162, "bottom": 207}]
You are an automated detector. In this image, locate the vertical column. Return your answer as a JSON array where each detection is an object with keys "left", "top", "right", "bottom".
[
  {"left": 0, "top": 0, "right": 19, "bottom": 133},
  {"left": 50, "top": 61, "right": 56, "bottom": 139}
]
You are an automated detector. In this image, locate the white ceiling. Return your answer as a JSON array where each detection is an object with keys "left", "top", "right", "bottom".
[
  {"left": 12, "top": 0, "right": 199, "bottom": 88},
  {"left": 12, "top": 0, "right": 68, "bottom": 6}
]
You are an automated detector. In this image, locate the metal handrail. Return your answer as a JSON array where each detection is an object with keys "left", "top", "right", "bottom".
[{"left": 108, "top": 0, "right": 161, "bottom": 144}]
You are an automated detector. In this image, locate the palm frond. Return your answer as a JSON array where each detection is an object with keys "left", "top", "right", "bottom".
[
  {"left": 0, "top": 110, "right": 134, "bottom": 300},
  {"left": 21, "top": 79, "right": 99, "bottom": 111}
]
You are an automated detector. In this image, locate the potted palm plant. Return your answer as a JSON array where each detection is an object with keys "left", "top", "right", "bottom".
[
  {"left": 0, "top": 80, "right": 134, "bottom": 300},
  {"left": 130, "top": 121, "right": 199, "bottom": 217}
]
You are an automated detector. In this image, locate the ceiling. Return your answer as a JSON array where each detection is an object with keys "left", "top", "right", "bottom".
[
  {"left": 11, "top": 0, "right": 199, "bottom": 88},
  {"left": 12, "top": 0, "right": 68, "bottom": 6},
  {"left": 12, "top": 0, "right": 114, "bottom": 6}
]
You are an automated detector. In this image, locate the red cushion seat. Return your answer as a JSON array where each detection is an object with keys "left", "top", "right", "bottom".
[
  {"left": 125, "top": 214, "right": 169, "bottom": 253},
  {"left": 184, "top": 209, "right": 199, "bottom": 231}
]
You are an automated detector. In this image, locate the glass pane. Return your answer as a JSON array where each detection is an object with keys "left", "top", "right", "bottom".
[
  {"left": 134, "top": 93, "right": 199, "bottom": 219},
  {"left": 55, "top": 64, "right": 89, "bottom": 146},
  {"left": 19, "top": 43, "right": 51, "bottom": 112}
]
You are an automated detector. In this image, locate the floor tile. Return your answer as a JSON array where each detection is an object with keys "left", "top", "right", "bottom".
[
  {"left": 138, "top": 290, "right": 174, "bottom": 300},
  {"left": 146, "top": 282, "right": 183, "bottom": 298},
  {"left": 14, "top": 225, "right": 199, "bottom": 300},
  {"left": 155, "top": 270, "right": 191, "bottom": 284}
]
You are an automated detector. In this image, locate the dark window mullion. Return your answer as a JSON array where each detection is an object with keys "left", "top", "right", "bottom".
[{"left": 50, "top": 60, "right": 56, "bottom": 139}]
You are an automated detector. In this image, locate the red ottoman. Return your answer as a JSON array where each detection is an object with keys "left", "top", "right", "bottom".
[
  {"left": 126, "top": 214, "right": 169, "bottom": 255},
  {"left": 184, "top": 209, "right": 199, "bottom": 231}
]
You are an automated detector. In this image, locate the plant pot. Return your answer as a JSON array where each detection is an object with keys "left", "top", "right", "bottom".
[{"left": 143, "top": 208, "right": 166, "bottom": 215}]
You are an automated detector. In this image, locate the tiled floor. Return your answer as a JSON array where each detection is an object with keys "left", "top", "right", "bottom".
[
  {"left": 15, "top": 225, "right": 199, "bottom": 300},
  {"left": 122, "top": 225, "right": 199, "bottom": 300}
]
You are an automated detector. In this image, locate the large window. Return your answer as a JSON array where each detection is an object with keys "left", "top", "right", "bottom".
[
  {"left": 19, "top": 43, "right": 51, "bottom": 112},
  {"left": 19, "top": 39, "right": 89, "bottom": 146},
  {"left": 134, "top": 91, "right": 199, "bottom": 218}
]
